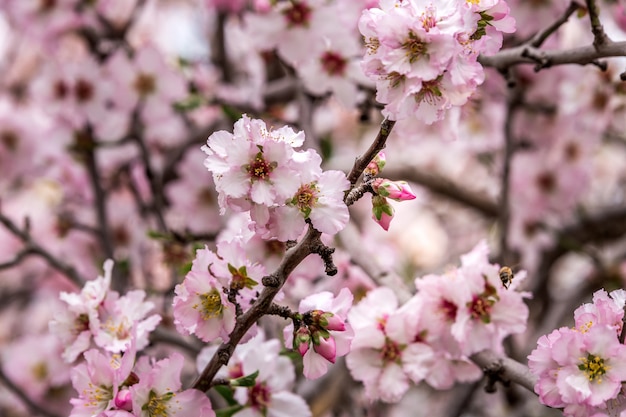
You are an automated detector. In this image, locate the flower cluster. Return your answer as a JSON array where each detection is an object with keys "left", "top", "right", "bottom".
[
  {"left": 359, "top": 0, "right": 515, "bottom": 124},
  {"left": 173, "top": 234, "right": 266, "bottom": 343},
  {"left": 284, "top": 288, "right": 354, "bottom": 379},
  {"left": 528, "top": 289, "right": 626, "bottom": 417},
  {"left": 202, "top": 115, "right": 350, "bottom": 241},
  {"left": 346, "top": 241, "right": 528, "bottom": 402},
  {"left": 70, "top": 340, "right": 214, "bottom": 417},
  {"left": 49, "top": 260, "right": 161, "bottom": 363},
  {"left": 197, "top": 333, "right": 311, "bottom": 417}
]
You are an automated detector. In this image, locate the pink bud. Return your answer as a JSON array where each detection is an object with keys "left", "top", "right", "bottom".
[
  {"left": 324, "top": 313, "right": 346, "bottom": 332},
  {"left": 313, "top": 336, "right": 337, "bottom": 363},
  {"left": 372, "top": 178, "right": 416, "bottom": 201},
  {"left": 294, "top": 326, "right": 311, "bottom": 357},
  {"left": 364, "top": 151, "right": 386, "bottom": 177},
  {"left": 114, "top": 388, "right": 133, "bottom": 411},
  {"left": 371, "top": 195, "right": 394, "bottom": 231}
]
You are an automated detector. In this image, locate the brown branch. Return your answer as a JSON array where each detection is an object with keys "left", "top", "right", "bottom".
[
  {"left": 585, "top": 0, "right": 610, "bottom": 49},
  {"left": 0, "top": 213, "right": 86, "bottom": 286},
  {"left": 470, "top": 349, "right": 537, "bottom": 394},
  {"left": 530, "top": 2, "right": 582, "bottom": 48},
  {"left": 479, "top": 41, "right": 626, "bottom": 71},
  {"left": 346, "top": 118, "right": 396, "bottom": 189}
]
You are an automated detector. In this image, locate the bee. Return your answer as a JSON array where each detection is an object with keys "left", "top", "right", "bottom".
[{"left": 499, "top": 266, "right": 514, "bottom": 289}]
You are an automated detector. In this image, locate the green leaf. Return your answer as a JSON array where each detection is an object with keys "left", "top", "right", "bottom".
[
  {"left": 213, "top": 385, "right": 238, "bottom": 406},
  {"left": 230, "top": 370, "right": 260, "bottom": 387},
  {"left": 222, "top": 105, "right": 243, "bottom": 122}
]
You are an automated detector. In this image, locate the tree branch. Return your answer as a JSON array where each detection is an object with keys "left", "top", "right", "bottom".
[
  {"left": 479, "top": 41, "right": 626, "bottom": 71},
  {"left": 470, "top": 349, "right": 537, "bottom": 394},
  {"left": 0, "top": 213, "right": 86, "bottom": 286},
  {"left": 346, "top": 118, "right": 396, "bottom": 189}
]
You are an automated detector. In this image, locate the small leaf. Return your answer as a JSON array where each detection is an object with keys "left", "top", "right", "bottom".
[
  {"left": 230, "top": 370, "right": 260, "bottom": 387},
  {"left": 213, "top": 385, "right": 238, "bottom": 406}
]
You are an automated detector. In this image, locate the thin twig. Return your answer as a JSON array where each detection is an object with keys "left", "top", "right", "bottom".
[
  {"left": 346, "top": 118, "right": 396, "bottom": 189},
  {"left": 530, "top": 2, "right": 582, "bottom": 48},
  {"left": 0, "top": 213, "right": 86, "bottom": 286},
  {"left": 585, "top": 0, "right": 610, "bottom": 49}
]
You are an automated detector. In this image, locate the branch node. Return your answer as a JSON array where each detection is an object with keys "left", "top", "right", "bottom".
[
  {"left": 483, "top": 360, "right": 510, "bottom": 394},
  {"left": 262, "top": 273, "right": 281, "bottom": 288},
  {"left": 311, "top": 240, "right": 337, "bottom": 276}
]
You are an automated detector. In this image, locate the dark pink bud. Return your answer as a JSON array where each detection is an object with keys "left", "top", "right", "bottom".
[
  {"left": 313, "top": 335, "right": 337, "bottom": 363},
  {"left": 114, "top": 388, "right": 133, "bottom": 411}
]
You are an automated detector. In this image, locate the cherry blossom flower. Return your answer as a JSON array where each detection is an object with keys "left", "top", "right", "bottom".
[
  {"left": 284, "top": 288, "right": 354, "bottom": 379},
  {"left": 131, "top": 353, "right": 215, "bottom": 417},
  {"left": 202, "top": 115, "right": 304, "bottom": 214},
  {"left": 346, "top": 287, "right": 434, "bottom": 402}
]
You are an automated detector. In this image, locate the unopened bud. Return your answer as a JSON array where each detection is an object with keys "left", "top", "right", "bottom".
[
  {"left": 114, "top": 388, "right": 133, "bottom": 411},
  {"left": 371, "top": 195, "right": 394, "bottom": 231},
  {"left": 313, "top": 335, "right": 337, "bottom": 363},
  {"left": 364, "top": 151, "right": 386, "bottom": 177},
  {"left": 294, "top": 326, "right": 311, "bottom": 356},
  {"left": 323, "top": 312, "right": 346, "bottom": 331},
  {"left": 371, "top": 178, "right": 416, "bottom": 201}
]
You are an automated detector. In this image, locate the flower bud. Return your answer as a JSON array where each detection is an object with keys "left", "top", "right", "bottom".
[
  {"left": 371, "top": 178, "right": 416, "bottom": 201},
  {"left": 323, "top": 312, "right": 346, "bottom": 332},
  {"left": 364, "top": 151, "right": 386, "bottom": 177},
  {"left": 114, "top": 388, "right": 133, "bottom": 411},
  {"left": 313, "top": 335, "right": 337, "bottom": 364},
  {"left": 294, "top": 326, "right": 311, "bottom": 357},
  {"left": 371, "top": 195, "right": 394, "bottom": 231}
]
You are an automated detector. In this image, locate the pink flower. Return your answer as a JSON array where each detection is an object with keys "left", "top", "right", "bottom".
[
  {"left": 173, "top": 268, "right": 237, "bottom": 342},
  {"left": 197, "top": 333, "right": 311, "bottom": 417},
  {"left": 202, "top": 115, "right": 304, "bottom": 214},
  {"left": 574, "top": 289, "right": 626, "bottom": 335},
  {"left": 346, "top": 287, "right": 434, "bottom": 402},
  {"left": 131, "top": 353, "right": 215, "bottom": 417},
  {"left": 284, "top": 288, "right": 354, "bottom": 379}
]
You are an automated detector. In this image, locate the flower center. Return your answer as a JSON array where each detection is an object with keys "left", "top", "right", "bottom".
[
  {"left": 293, "top": 182, "right": 319, "bottom": 216},
  {"left": 75, "top": 79, "right": 94, "bottom": 102},
  {"left": 31, "top": 362, "right": 48, "bottom": 381},
  {"left": 403, "top": 32, "right": 428, "bottom": 63},
  {"left": 196, "top": 289, "right": 223, "bottom": 320},
  {"left": 321, "top": 52, "right": 347, "bottom": 76},
  {"left": 1, "top": 130, "right": 19, "bottom": 151},
  {"left": 381, "top": 338, "right": 403, "bottom": 363},
  {"left": 440, "top": 299, "right": 458, "bottom": 322},
  {"left": 134, "top": 73, "right": 156, "bottom": 96},
  {"left": 246, "top": 152, "right": 274, "bottom": 181},
  {"left": 74, "top": 313, "right": 90, "bottom": 335},
  {"left": 143, "top": 390, "right": 174, "bottom": 417},
  {"left": 283, "top": 2, "right": 311, "bottom": 27},
  {"left": 414, "top": 79, "right": 443, "bottom": 105},
  {"left": 249, "top": 383, "right": 271, "bottom": 412},
  {"left": 579, "top": 354, "right": 608, "bottom": 382}
]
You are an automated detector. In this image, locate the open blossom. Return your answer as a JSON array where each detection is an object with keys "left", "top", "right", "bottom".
[
  {"left": 197, "top": 333, "right": 311, "bottom": 417},
  {"left": 49, "top": 260, "right": 111, "bottom": 362},
  {"left": 284, "top": 288, "right": 354, "bottom": 379},
  {"left": 202, "top": 115, "right": 304, "bottom": 214},
  {"left": 529, "top": 325, "right": 626, "bottom": 414},
  {"left": 263, "top": 158, "right": 350, "bottom": 241},
  {"left": 173, "top": 268, "right": 237, "bottom": 342},
  {"left": 358, "top": 0, "right": 513, "bottom": 123},
  {"left": 131, "top": 353, "right": 215, "bottom": 417},
  {"left": 69, "top": 341, "right": 136, "bottom": 417},
  {"left": 346, "top": 287, "right": 434, "bottom": 402}
]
